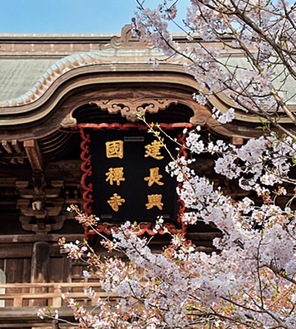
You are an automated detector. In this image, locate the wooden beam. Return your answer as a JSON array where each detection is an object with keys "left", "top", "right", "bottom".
[
  {"left": 231, "top": 136, "right": 244, "bottom": 146},
  {"left": 1, "top": 140, "right": 13, "bottom": 154},
  {"left": 0, "top": 234, "right": 84, "bottom": 244},
  {"left": 23, "top": 139, "right": 43, "bottom": 171},
  {"left": 0, "top": 244, "right": 61, "bottom": 259},
  {"left": 23, "top": 139, "right": 44, "bottom": 194},
  {"left": 11, "top": 140, "right": 22, "bottom": 154},
  {"left": 0, "top": 244, "right": 33, "bottom": 258},
  {"left": 0, "top": 306, "right": 75, "bottom": 324}
]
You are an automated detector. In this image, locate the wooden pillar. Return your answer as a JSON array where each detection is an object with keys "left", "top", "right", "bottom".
[
  {"left": 30, "top": 241, "right": 50, "bottom": 306},
  {"left": 0, "top": 269, "right": 6, "bottom": 307},
  {"left": 31, "top": 242, "right": 50, "bottom": 283}
]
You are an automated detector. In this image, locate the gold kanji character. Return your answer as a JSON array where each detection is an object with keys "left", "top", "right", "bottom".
[
  {"left": 106, "top": 140, "right": 124, "bottom": 159},
  {"left": 106, "top": 167, "right": 125, "bottom": 186},
  {"left": 144, "top": 140, "right": 164, "bottom": 160},
  {"left": 107, "top": 193, "right": 125, "bottom": 212},
  {"left": 144, "top": 167, "right": 164, "bottom": 187},
  {"left": 145, "top": 194, "right": 163, "bottom": 210}
]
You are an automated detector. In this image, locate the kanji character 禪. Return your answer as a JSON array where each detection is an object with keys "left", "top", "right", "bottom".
[
  {"left": 107, "top": 193, "right": 125, "bottom": 212},
  {"left": 144, "top": 167, "right": 164, "bottom": 187},
  {"left": 145, "top": 194, "right": 164, "bottom": 210},
  {"left": 105, "top": 167, "right": 125, "bottom": 186},
  {"left": 106, "top": 140, "right": 124, "bottom": 159},
  {"left": 144, "top": 140, "right": 164, "bottom": 160}
]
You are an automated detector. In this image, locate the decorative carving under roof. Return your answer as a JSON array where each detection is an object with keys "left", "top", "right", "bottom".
[
  {"left": 90, "top": 98, "right": 178, "bottom": 122},
  {"left": 60, "top": 113, "right": 77, "bottom": 128}
]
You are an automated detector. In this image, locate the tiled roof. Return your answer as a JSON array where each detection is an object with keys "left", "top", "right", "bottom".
[
  {"left": 0, "top": 46, "right": 162, "bottom": 108},
  {"left": 0, "top": 26, "right": 294, "bottom": 109},
  {"left": 0, "top": 59, "right": 55, "bottom": 102}
]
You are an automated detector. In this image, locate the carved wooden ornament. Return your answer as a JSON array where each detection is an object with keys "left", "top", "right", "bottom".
[{"left": 90, "top": 98, "right": 178, "bottom": 122}]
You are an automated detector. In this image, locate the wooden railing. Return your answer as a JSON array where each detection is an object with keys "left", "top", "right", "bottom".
[{"left": 0, "top": 282, "right": 113, "bottom": 308}]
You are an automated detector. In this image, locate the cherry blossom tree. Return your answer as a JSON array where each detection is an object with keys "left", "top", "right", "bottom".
[
  {"left": 48, "top": 129, "right": 295, "bottom": 328},
  {"left": 134, "top": 0, "right": 296, "bottom": 138},
  {"left": 39, "top": 1, "right": 296, "bottom": 328}
]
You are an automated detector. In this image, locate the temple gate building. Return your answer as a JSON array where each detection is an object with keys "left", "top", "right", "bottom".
[{"left": 0, "top": 25, "right": 294, "bottom": 328}]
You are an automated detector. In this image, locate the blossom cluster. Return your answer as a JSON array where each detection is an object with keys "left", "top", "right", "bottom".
[
  {"left": 183, "top": 127, "right": 296, "bottom": 191},
  {"left": 134, "top": 0, "right": 296, "bottom": 131}
]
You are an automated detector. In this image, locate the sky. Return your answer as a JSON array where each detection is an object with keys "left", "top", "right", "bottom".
[{"left": 0, "top": 0, "right": 187, "bottom": 35}]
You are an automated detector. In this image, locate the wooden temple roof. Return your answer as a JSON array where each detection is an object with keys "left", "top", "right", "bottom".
[{"left": 0, "top": 25, "right": 294, "bottom": 134}]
